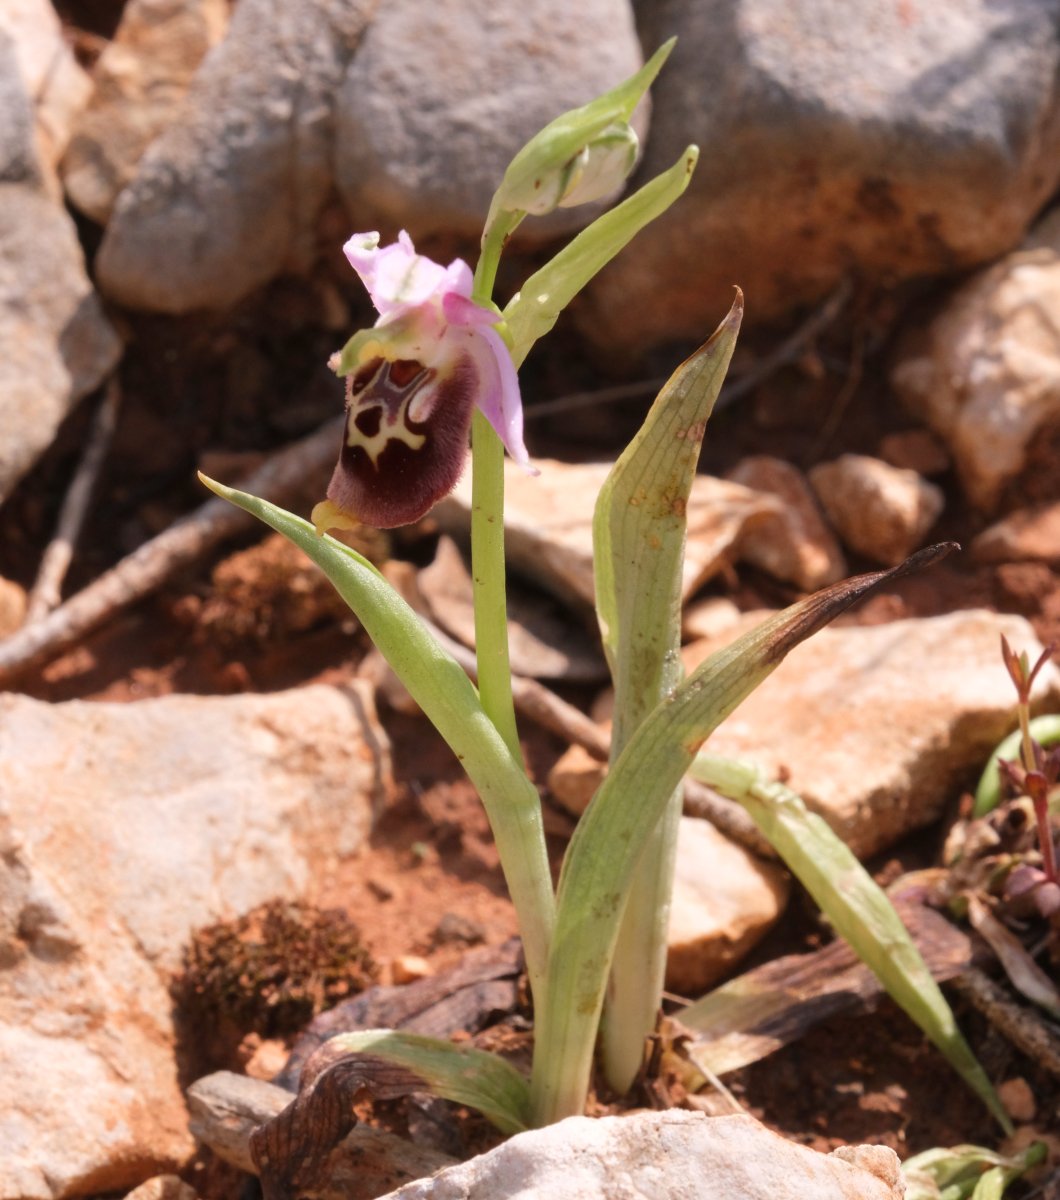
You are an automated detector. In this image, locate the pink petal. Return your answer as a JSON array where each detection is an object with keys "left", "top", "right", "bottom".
[
  {"left": 442, "top": 291, "right": 503, "bottom": 328},
  {"left": 344, "top": 230, "right": 453, "bottom": 321},
  {"left": 472, "top": 326, "right": 533, "bottom": 468},
  {"left": 443, "top": 258, "right": 475, "bottom": 299}
]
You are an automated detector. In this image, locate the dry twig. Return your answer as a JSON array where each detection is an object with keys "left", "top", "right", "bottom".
[
  {"left": 0, "top": 416, "right": 343, "bottom": 687},
  {"left": 25, "top": 378, "right": 123, "bottom": 624},
  {"left": 952, "top": 967, "right": 1060, "bottom": 1078}
]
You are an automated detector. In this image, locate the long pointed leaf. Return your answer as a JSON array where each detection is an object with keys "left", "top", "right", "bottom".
[
  {"left": 591, "top": 297, "right": 743, "bottom": 1092},
  {"left": 327, "top": 1031, "right": 531, "bottom": 1133},
  {"left": 249, "top": 1031, "right": 530, "bottom": 1199},
  {"left": 686, "top": 754, "right": 1011, "bottom": 1133},
  {"left": 529, "top": 543, "right": 958, "bottom": 1123},
  {"left": 198, "top": 477, "right": 554, "bottom": 1001}
]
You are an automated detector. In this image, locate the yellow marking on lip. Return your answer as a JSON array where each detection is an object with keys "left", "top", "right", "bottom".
[{"left": 348, "top": 408, "right": 426, "bottom": 466}]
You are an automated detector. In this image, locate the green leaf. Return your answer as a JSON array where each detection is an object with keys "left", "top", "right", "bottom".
[
  {"left": 528, "top": 544, "right": 958, "bottom": 1124},
  {"left": 197, "top": 476, "right": 555, "bottom": 1002},
  {"left": 686, "top": 754, "right": 1011, "bottom": 1133},
  {"left": 502, "top": 146, "right": 698, "bottom": 369},
  {"left": 328, "top": 1030, "right": 532, "bottom": 1134},
  {"left": 594, "top": 295, "right": 743, "bottom": 741},
  {"left": 592, "top": 298, "right": 743, "bottom": 1092}
]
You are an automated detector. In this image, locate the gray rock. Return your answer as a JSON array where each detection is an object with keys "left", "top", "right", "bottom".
[
  {"left": 582, "top": 0, "right": 1060, "bottom": 353},
  {"left": 685, "top": 610, "right": 1060, "bottom": 858},
  {"left": 62, "top": 0, "right": 230, "bottom": 225},
  {"left": 95, "top": 0, "right": 643, "bottom": 313},
  {"left": 0, "top": 683, "right": 389, "bottom": 1200},
  {"left": 0, "top": 32, "right": 122, "bottom": 505},
  {"left": 377, "top": 1111, "right": 904, "bottom": 1200},
  {"left": 334, "top": 0, "right": 644, "bottom": 239},
  {"left": 892, "top": 207, "right": 1060, "bottom": 512},
  {"left": 96, "top": 0, "right": 375, "bottom": 312},
  {"left": 808, "top": 454, "right": 945, "bottom": 566}
]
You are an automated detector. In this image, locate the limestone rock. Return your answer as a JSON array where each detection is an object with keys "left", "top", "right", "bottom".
[
  {"left": 687, "top": 610, "right": 1060, "bottom": 858},
  {"left": 808, "top": 454, "right": 944, "bottom": 566},
  {"left": 377, "top": 1111, "right": 904, "bottom": 1200},
  {"left": 0, "top": 33, "right": 122, "bottom": 505},
  {"left": 335, "top": 0, "right": 644, "bottom": 239},
  {"left": 972, "top": 502, "right": 1060, "bottom": 564},
  {"left": 0, "top": 0, "right": 92, "bottom": 175},
  {"left": 667, "top": 817, "right": 789, "bottom": 996},
  {"left": 186, "top": 1071, "right": 457, "bottom": 1198},
  {"left": 63, "top": 0, "right": 230, "bottom": 225},
  {"left": 892, "top": 208, "right": 1060, "bottom": 511},
  {"left": 547, "top": 742, "right": 605, "bottom": 816},
  {"left": 0, "top": 684, "right": 389, "bottom": 1199},
  {"left": 682, "top": 596, "right": 742, "bottom": 642},
  {"left": 96, "top": 0, "right": 375, "bottom": 312},
  {"left": 435, "top": 459, "right": 780, "bottom": 611},
  {"left": 728, "top": 455, "right": 846, "bottom": 589},
  {"left": 582, "top": 0, "right": 1060, "bottom": 354}
]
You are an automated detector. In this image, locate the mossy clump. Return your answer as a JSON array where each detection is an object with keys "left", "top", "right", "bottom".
[{"left": 176, "top": 899, "right": 376, "bottom": 1040}]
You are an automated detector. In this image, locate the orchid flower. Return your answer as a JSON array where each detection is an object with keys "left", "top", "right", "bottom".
[{"left": 311, "top": 231, "right": 530, "bottom": 532}]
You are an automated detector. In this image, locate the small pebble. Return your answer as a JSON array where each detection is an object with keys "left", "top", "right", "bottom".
[
  {"left": 392, "top": 954, "right": 433, "bottom": 985},
  {"left": 433, "top": 912, "right": 486, "bottom": 946},
  {"left": 0, "top": 576, "right": 27, "bottom": 637},
  {"left": 877, "top": 429, "right": 950, "bottom": 476},
  {"left": 997, "top": 1077, "right": 1037, "bottom": 1123},
  {"left": 122, "top": 1176, "right": 199, "bottom": 1200}
]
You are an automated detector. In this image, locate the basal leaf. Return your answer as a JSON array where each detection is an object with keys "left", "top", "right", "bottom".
[
  {"left": 199, "top": 477, "right": 555, "bottom": 998},
  {"left": 592, "top": 298, "right": 742, "bottom": 1091},
  {"left": 687, "top": 754, "right": 1011, "bottom": 1133},
  {"left": 529, "top": 544, "right": 958, "bottom": 1123}
]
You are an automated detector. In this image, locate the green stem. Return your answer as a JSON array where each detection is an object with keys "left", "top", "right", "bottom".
[
  {"left": 470, "top": 214, "right": 523, "bottom": 763},
  {"left": 599, "top": 791, "right": 682, "bottom": 1091},
  {"left": 469, "top": 412, "right": 521, "bottom": 760}
]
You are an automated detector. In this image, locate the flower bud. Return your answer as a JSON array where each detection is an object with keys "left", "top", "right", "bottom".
[
  {"left": 558, "top": 122, "right": 640, "bottom": 209},
  {"left": 487, "top": 40, "right": 672, "bottom": 224}
]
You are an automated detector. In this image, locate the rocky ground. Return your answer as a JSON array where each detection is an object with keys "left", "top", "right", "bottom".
[{"left": 2, "top": 1, "right": 1060, "bottom": 1198}]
